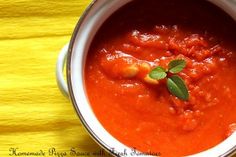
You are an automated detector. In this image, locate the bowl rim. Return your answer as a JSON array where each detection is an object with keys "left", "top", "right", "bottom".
[
  {"left": 66, "top": 0, "right": 236, "bottom": 156},
  {"left": 66, "top": 1, "right": 125, "bottom": 156}
]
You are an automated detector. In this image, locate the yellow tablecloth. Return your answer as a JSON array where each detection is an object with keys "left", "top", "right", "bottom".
[{"left": 0, "top": 0, "right": 109, "bottom": 156}]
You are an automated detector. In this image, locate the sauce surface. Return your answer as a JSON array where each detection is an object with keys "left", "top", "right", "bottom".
[{"left": 85, "top": 0, "right": 236, "bottom": 156}]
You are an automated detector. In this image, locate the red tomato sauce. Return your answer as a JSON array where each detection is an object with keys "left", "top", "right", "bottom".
[{"left": 85, "top": 0, "right": 236, "bottom": 156}]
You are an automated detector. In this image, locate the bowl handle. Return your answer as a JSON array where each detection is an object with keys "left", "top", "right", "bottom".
[{"left": 56, "top": 43, "right": 69, "bottom": 98}]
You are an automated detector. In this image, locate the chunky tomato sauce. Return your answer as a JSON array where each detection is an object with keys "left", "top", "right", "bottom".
[{"left": 85, "top": 0, "right": 236, "bottom": 156}]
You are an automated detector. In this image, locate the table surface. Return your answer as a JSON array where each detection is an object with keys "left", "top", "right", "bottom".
[{"left": 0, "top": 0, "right": 111, "bottom": 157}]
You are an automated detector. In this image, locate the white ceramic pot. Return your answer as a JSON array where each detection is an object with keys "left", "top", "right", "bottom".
[{"left": 56, "top": 0, "right": 236, "bottom": 156}]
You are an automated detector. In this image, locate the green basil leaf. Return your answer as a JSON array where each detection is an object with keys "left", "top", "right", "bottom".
[
  {"left": 168, "top": 59, "right": 186, "bottom": 73},
  {"left": 149, "top": 66, "right": 167, "bottom": 80},
  {"left": 167, "top": 75, "right": 189, "bottom": 100}
]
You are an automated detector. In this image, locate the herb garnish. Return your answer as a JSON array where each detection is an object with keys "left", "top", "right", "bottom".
[{"left": 149, "top": 59, "right": 189, "bottom": 101}]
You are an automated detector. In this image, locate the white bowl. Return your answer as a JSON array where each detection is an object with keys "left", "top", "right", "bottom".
[{"left": 56, "top": 0, "right": 236, "bottom": 156}]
